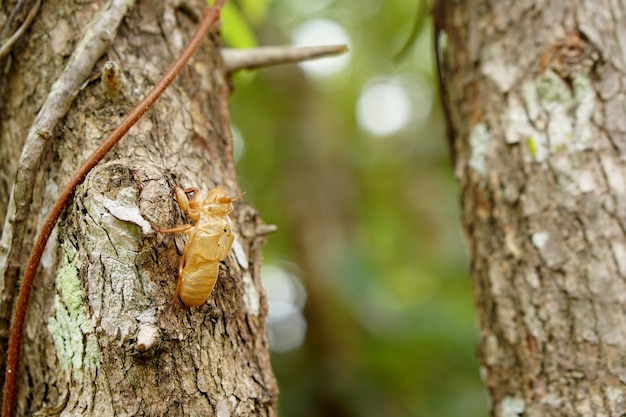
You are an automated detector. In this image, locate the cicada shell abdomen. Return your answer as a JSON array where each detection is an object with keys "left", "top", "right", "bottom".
[{"left": 178, "top": 262, "right": 220, "bottom": 307}]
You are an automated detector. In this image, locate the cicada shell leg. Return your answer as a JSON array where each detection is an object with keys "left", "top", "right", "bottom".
[
  {"left": 152, "top": 224, "right": 192, "bottom": 234},
  {"left": 172, "top": 236, "right": 191, "bottom": 306},
  {"left": 173, "top": 186, "right": 194, "bottom": 214}
]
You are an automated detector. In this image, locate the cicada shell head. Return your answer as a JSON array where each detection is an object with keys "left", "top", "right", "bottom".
[{"left": 205, "top": 186, "right": 234, "bottom": 215}]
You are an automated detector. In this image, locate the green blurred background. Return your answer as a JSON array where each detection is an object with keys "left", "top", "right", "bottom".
[{"left": 224, "top": 0, "right": 487, "bottom": 416}]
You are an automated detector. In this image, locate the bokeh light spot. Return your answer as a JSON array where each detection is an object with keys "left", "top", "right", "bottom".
[
  {"left": 291, "top": 18, "right": 351, "bottom": 78},
  {"left": 357, "top": 80, "right": 412, "bottom": 136},
  {"left": 262, "top": 264, "right": 307, "bottom": 353},
  {"left": 230, "top": 125, "right": 245, "bottom": 163}
]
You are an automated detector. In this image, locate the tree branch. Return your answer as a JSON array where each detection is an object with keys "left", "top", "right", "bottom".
[
  {"left": 222, "top": 44, "right": 349, "bottom": 73},
  {"left": 0, "top": 0, "right": 40, "bottom": 61}
]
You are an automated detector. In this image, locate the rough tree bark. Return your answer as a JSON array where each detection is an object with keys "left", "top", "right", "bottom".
[
  {"left": 0, "top": 0, "right": 278, "bottom": 415},
  {"left": 438, "top": 1, "right": 626, "bottom": 416}
]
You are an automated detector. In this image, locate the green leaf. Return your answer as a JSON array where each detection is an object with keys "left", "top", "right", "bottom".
[
  {"left": 239, "top": 0, "right": 269, "bottom": 24},
  {"left": 220, "top": 2, "right": 258, "bottom": 49}
]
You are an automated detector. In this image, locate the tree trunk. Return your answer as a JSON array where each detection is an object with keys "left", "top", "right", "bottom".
[
  {"left": 438, "top": 1, "right": 626, "bottom": 415},
  {"left": 0, "top": 0, "right": 278, "bottom": 415}
]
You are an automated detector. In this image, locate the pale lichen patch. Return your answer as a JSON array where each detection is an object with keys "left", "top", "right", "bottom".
[
  {"left": 499, "top": 395, "right": 526, "bottom": 417},
  {"left": 605, "top": 384, "right": 626, "bottom": 413},
  {"left": 522, "top": 303, "right": 544, "bottom": 341},
  {"left": 505, "top": 95, "right": 533, "bottom": 145},
  {"left": 483, "top": 334, "right": 501, "bottom": 366},
  {"left": 231, "top": 237, "right": 248, "bottom": 269},
  {"left": 48, "top": 244, "right": 95, "bottom": 382},
  {"left": 534, "top": 71, "right": 574, "bottom": 152},
  {"left": 136, "top": 307, "right": 158, "bottom": 325},
  {"left": 481, "top": 45, "right": 519, "bottom": 92},
  {"left": 521, "top": 71, "right": 595, "bottom": 161},
  {"left": 522, "top": 80, "right": 541, "bottom": 122},
  {"left": 543, "top": 392, "right": 563, "bottom": 407},
  {"left": 546, "top": 104, "right": 573, "bottom": 153},
  {"left": 601, "top": 155, "right": 626, "bottom": 195},
  {"left": 241, "top": 272, "right": 260, "bottom": 316},
  {"left": 216, "top": 398, "right": 231, "bottom": 417},
  {"left": 572, "top": 74, "right": 595, "bottom": 146},
  {"left": 84, "top": 334, "right": 101, "bottom": 371},
  {"left": 56, "top": 246, "right": 83, "bottom": 313},
  {"left": 535, "top": 70, "right": 573, "bottom": 107},
  {"left": 531, "top": 232, "right": 550, "bottom": 250},
  {"left": 578, "top": 169, "right": 596, "bottom": 193},
  {"left": 488, "top": 262, "right": 510, "bottom": 297},
  {"left": 531, "top": 229, "right": 567, "bottom": 269},
  {"left": 469, "top": 123, "right": 491, "bottom": 178},
  {"left": 102, "top": 187, "right": 152, "bottom": 234},
  {"left": 48, "top": 296, "right": 85, "bottom": 381},
  {"left": 610, "top": 240, "right": 626, "bottom": 278}
]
